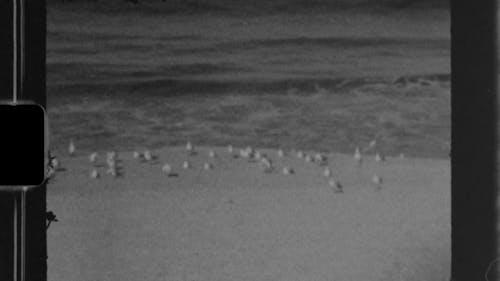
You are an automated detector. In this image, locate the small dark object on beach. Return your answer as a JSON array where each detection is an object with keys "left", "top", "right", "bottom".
[{"left": 46, "top": 211, "right": 58, "bottom": 229}]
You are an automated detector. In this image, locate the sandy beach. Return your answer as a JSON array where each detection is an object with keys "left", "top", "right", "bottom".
[
  {"left": 47, "top": 146, "right": 450, "bottom": 281},
  {"left": 45, "top": 1, "right": 451, "bottom": 280}
]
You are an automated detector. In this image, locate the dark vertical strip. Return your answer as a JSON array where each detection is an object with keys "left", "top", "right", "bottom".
[
  {"left": 0, "top": 0, "right": 16, "bottom": 280},
  {"left": 0, "top": 1, "right": 47, "bottom": 281},
  {"left": 23, "top": 0, "right": 48, "bottom": 280},
  {"left": 451, "top": 0, "right": 498, "bottom": 280}
]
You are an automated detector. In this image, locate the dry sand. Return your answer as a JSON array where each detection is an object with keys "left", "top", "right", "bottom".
[{"left": 47, "top": 146, "right": 450, "bottom": 281}]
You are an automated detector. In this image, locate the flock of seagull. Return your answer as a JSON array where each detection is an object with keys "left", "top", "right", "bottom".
[{"left": 46, "top": 139, "right": 400, "bottom": 193}]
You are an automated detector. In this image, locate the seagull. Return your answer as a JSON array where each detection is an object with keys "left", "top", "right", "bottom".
[
  {"left": 375, "top": 152, "right": 385, "bottom": 162},
  {"left": 162, "top": 163, "right": 172, "bottom": 175},
  {"left": 372, "top": 174, "right": 383, "bottom": 190},
  {"left": 254, "top": 151, "right": 262, "bottom": 160},
  {"left": 68, "top": 139, "right": 76, "bottom": 156},
  {"left": 186, "top": 141, "right": 194, "bottom": 154},
  {"left": 90, "top": 169, "right": 99, "bottom": 179},
  {"left": 133, "top": 151, "right": 141, "bottom": 159},
  {"left": 277, "top": 148, "right": 285, "bottom": 158},
  {"left": 50, "top": 156, "right": 59, "bottom": 170},
  {"left": 228, "top": 145, "right": 233, "bottom": 153},
  {"left": 240, "top": 149, "right": 248, "bottom": 158},
  {"left": 297, "top": 151, "right": 304, "bottom": 159},
  {"left": 354, "top": 147, "right": 362, "bottom": 164},
  {"left": 304, "top": 154, "right": 312, "bottom": 163},
  {"left": 314, "top": 153, "right": 327, "bottom": 165},
  {"left": 89, "top": 152, "right": 98, "bottom": 163},
  {"left": 245, "top": 146, "right": 254, "bottom": 158},
  {"left": 208, "top": 150, "right": 216, "bottom": 158},
  {"left": 46, "top": 166, "right": 56, "bottom": 181},
  {"left": 329, "top": 177, "right": 343, "bottom": 193},
  {"left": 182, "top": 160, "right": 191, "bottom": 169},
  {"left": 260, "top": 157, "right": 273, "bottom": 173},
  {"left": 283, "top": 167, "right": 294, "bottom": 175},
  {"left": 144, "top": 150, "right": 152, "bottom": 162},
  {"left": 323, "top": 167, "right": 332, "bottom": 178},
  {"left": 203, "top": 163, "right": 213, "bottom": 170}
]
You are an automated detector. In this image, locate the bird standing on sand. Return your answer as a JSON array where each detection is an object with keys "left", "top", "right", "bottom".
[
  {"left": 329, "top": 177, "right": 343, "bottom": 193},
  {"left": 144, "top": 150, "right": 153, "bottom": 162},
  {"left": 133, "top": 151, "right": 141, "bottom": 159},
  {"left": 89, "top": 152, "right": 98, "bottom": 163},
  {"left": 186, "top": 142, "right": 194, "bottom": 155},
  {"left": 162, "top": 163, "right": 172, "bottom": 175},
  {"left": 314, "top": 153, "right": 327, "bottom": 166},
  {"left": 203, "top": 162, "right": 213, "bottom": 170},
  {"left": 283, "top": 167, "right": 294, "bottom": 175},
  {"left": 372, "top": 174, "right": 383, "bottom": 190},
  {"left": 323, "top": 167, "right": 332, "bottom": 178},
  {"left": 354, "top": 147, "right": 362, "bottom": 165},
  {"left": 68, "top": 139, "right": 76, "bottom": 156},
  {"left": 375, "top": 152, "right": 385, "bottom": 162},
  {"left": 90, "top": 169, "right": 99, "bottom": 179},
  {"left": 209, "top": 150, "right": 216, "bottom": 158},
  {"left": 245, "top": 146, "right": 254, "bottom": 158},
  {"left": 49, "top": 154, "right": 59, "bottom": 170},
  {"left": 182, "top": 160, "right": 191, "bottom": 169},
  {"left": 297, "top": 151, "right": 304, "bottom": 159},
  {"left": 260, "top": 157, "right": 273, "bottom": 173},
  {"left": 277, "top": 148, "right": 285, "bottom": 158},
  {"left": 240, "top": 149, "right": 248, "bottom": 158},
  {"left": 305, "top": 154, "right": 312, "bottom": 163},
  {"left": 255, "top": 151, "right": 261, "bottom": 160}
]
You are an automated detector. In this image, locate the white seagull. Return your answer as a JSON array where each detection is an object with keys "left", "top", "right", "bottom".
[
  {"left": 323, "top": 167, "right": 332, "bottom": 178},
  {"left": 182, "top": 160, "right": 191, "bottom": 169},
  {"left": 162, "top": 163, "right": 172, "bottom": 175},
  {"left": 209, "top": 150, "right": 216, "bottom": 158},
  {"left": 354, "top": 147, "right": 362, "bottom": 164},
  {"left": 283, "top": 167, "right": 294, "bottom": 175},
  {"left": 375, "top": 152, "right": 385, "bottom": 162},
  {"left": 277, "top": 148, "right": 285, "bottom": 158},
  {"left": 144, "top": 150, "right": 153, "bottom": 162},
  {"left": 133, "top": 151, "right": 141, "bottom": 159},
  {"left": 186, "top": 141, "right": 194, "bottom": 154},
  {"left": 260, "top": 157, "right": 273, "bottom": 173},
  {"left": 329, "top": 177, "right": 343, "bottom": 193},
  {"left": 203, "top": 163, "right": 213, "bottom": 170},
  {"left": 314, "top": 153, "right": 327, "bottom": 165},
  {"left": 372, "top": 174, "right": 383, "bottom": 190},
  {"left": 304, "top": 154, "right": 312, "bottom": 163},
  {"left": 254, "top": 151, "right": 262, "bottom": 160},
  {"left": 89, "top": 152, "right": 98, "bottom": 163},
  {"left": 297, "top": 151, "right": 304, "bottom": 159},
  {"left": 90, "top": 169, "right": 100, "bottom": 179},
  {"left": 68, "top": 139, "right": 76, "bottom": 156}
]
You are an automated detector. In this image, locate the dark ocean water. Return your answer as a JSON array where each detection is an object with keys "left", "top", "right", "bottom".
[{"left": 46, "top": 2, "right": 450, "bottom": 158}]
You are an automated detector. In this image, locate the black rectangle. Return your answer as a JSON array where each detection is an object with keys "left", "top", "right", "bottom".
[{"left": 0, "top": 103, "right": 46, "bottom": 186}]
